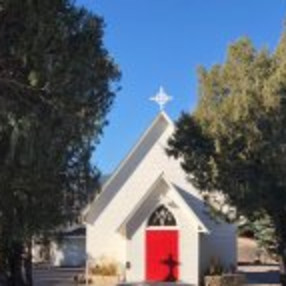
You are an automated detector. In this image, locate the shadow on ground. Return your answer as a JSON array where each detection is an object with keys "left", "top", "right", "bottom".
[{"left": 34, "top": 266, "right": 83, "bottom": 286}]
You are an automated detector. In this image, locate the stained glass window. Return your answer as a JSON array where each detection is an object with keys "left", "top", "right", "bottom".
[{"left": 147, "top": 205, "right": 176, "bottom": 226}]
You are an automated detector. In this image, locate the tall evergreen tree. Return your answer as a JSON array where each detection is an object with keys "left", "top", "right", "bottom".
[
  {"left": 167, "top": 31, "right": 286, "bottom": 284},
  {"left": 0, "top": 0, "right": 120, "bottom": 285}
]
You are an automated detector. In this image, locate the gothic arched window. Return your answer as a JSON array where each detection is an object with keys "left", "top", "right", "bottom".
[{"left": 147, "top": 205, "right": 176, "bottom": 226}]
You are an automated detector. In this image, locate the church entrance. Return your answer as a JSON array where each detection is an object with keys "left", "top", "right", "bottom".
[{"left": 145, "top": 205, "right": 179, "bottom": 282}]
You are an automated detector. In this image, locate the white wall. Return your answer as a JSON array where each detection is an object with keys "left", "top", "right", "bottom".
[
  {"left": 176, "top": 208, "right": 199, "bottom": 285},
  {"left": 126, "top": 190, "right": 199, "bottom": 285},
  {"left": 86, "top": 224, "right": 126, "bottom": 266},
  {"left": 86, "top": 112, "right": 236, "bottom": 285},
  {"left": 125, "top": 183, "right": 169, "bottom": 281},
  {"left": 199, "top": 224, "right": 237, "bottom": 279},
  {"left": 126, "top": 223, "right": 145, "bottom": 281},
  {"left": 86, "top": 116, "right": 170, "bottom": 266},
  {"left": 87, "top": 115, "right": 169, "bottom": 224}
]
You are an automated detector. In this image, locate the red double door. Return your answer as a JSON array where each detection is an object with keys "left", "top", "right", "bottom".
[{"left": 145, "top": 229, "right": 179, "bottom": 282}]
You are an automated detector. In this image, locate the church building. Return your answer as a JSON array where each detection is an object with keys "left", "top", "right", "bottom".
[{"left": 84, "top": 90, "right": 236, "bottom": 285}]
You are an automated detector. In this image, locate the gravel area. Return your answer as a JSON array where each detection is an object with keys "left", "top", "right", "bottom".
[{"left": 238, "top": 238, "right": 280, "bottom": 285}]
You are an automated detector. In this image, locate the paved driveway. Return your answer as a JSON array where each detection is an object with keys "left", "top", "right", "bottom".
[
  {"left": 34, "top": 264, "right": 280, "bottom": 286},
  {"left": 34, "top": 266, "right": 84, "bottom": 286},
  {"left": 238, "top": 264, "right": 280, "bottom": 285}
]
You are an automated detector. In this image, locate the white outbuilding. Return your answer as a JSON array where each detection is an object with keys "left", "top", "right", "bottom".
[
  {"left": 84, "top": 111, "right": 236, "bottom": 285},
  {"left": 32, "top": 225, "right": 86, "bottom": 267},
  {"left": 50, "top": 226, "right": 86, "bottom": 267}
]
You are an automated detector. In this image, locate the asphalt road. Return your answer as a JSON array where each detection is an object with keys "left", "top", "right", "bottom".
[
  {"left": 34, "top": 266, "right": 84, "bottom": 286},
  {"left": 238, "top": 264, "right": 280, "bottom": 285}
]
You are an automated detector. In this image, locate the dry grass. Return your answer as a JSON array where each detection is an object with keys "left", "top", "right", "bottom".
[
  {"left": 237, "top": 237, "right": 276, "bottom": 265},
  {"left": 237, "top": 237, "right": 280, "bottom": 285}
]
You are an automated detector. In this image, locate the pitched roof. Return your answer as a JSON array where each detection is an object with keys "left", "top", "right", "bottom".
[
  {"left": 117, "top": 173, "right": 209, "bottom": 237},
  {"left": 175, "top": 185, "right": 235, "bottom": 232},
  {"left": 84, "top": 112, "right": 173, "bottom": 223}
]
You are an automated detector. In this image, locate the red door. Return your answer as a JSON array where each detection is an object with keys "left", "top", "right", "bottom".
[{"left": 145, "top": 229, "right": 179, "bottom": 281}]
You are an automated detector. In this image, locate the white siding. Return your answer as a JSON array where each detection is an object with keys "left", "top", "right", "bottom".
[
  {"left": 86, "top": 116, "right": 171, "bottom": 265},
  {"left": 126, "top": 183, "right": 172, "bottom": 281},
  {"left": 126, "top": 223, "right": 145, "bottom": 281},
  {"left": 199, "top": 224, "right": 237, "bottom": 279},
  {"left": 85, "top": 112, "right": 237, "bottom": 285},
  {"left": 176, "top": 209, "right": 199, "bottom": 285},
  {"left": 86, "top": 224, "right": 126, "bottom": 265},
  {"left": 87, "top": 115, "right": 169, "bottom": 224},
  {"left": 126, "top": 192, "right": 199, "bottom": 284}
]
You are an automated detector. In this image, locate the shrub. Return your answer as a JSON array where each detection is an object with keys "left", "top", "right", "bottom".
[
  {"left": 205, "top": 257, "right": 224, "bottom": 276},
  {"left": 89, "top": 261, "right": 118, "bottom": 276}
]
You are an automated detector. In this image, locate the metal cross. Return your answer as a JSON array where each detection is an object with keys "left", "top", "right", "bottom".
[{"left": 149, "top": 86, "right": 172, "bottom": 111}]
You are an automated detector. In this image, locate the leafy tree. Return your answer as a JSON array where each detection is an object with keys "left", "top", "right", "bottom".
[
  {"left": 0, "top": 0, "right": 120, "bottom": 285},
  {"left": 252, "top": 215, "right": 277, "bottom": 259},
  {"left": 167, "top": 32, "right": 286, "bottom": 283}
]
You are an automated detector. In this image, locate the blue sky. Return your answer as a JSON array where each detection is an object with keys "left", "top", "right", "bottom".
[{"left": 76, "top": 0, "right": 285, "bottom": 175}]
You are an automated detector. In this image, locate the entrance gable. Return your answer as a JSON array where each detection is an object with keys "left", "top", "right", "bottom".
[{"left": 118, "top": 175, "right": 208, "bottom": 239}]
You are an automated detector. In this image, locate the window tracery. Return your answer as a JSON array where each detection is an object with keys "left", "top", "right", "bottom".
[{"left": 147, "top": 205, "right": 176, "bottom": 226}]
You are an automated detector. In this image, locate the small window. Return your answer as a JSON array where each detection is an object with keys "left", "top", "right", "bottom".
[{"left": 147, "top": 205, "right": 176, "bottom": 226}]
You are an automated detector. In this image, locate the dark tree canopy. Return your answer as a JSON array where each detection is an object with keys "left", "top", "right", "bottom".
[
  {"left": 0, "top": 0, "right": 120, "bottom": 285},
  {"left": 168, "top": 31, "right": 286, "bottom": 281}
]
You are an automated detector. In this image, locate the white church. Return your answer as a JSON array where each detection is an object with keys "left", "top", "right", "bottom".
[{"left": 84, "top": 88, "right": 236, "bottom": 285}]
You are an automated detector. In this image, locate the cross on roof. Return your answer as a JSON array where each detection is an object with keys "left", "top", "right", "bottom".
[{"left": 149, "top": 86, "right": 172, "bottom": 111}]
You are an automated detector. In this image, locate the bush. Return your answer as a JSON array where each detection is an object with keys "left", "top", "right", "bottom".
[
  {"left": 205, "top": 257, "right": 224, "bottom": 276},
  {"left": 89, "top": 261, "right": 118, "bottom": 276}
]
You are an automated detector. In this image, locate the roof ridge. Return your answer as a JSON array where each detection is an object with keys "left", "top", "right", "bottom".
[{"left": 83, "top": 112, "right": 173, "bottom": 221}]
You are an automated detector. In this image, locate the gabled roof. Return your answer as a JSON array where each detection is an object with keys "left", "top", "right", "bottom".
[
  {"left": 83, "top": 112, "right": 173, "bottom": 223},
  {"left": 100, "top": 174, "right": 111, "bottom": 186},
  {"left": 174, "top": 185, "right": 235, "bottom": 231},
  {"left": 117, "top": 173, "right": 209, "bottom": 237}
]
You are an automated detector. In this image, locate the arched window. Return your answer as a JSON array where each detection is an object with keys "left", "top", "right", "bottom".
[{"left": 147, "top": 205, "right": 176, "bottom": 226}]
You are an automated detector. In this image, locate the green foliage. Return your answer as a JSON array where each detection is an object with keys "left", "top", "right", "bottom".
[
  {"left": 252, "top": 215, "right": 277, "bottom": 257},
  {"left": 239, "top": 215, "right": 277, "bottom": 259},
  {"left": 0, "top": 0, "right": 120, "bottom": 283},
  {"left": 168, "top": 30, "right": 286, "bottom": 263}
]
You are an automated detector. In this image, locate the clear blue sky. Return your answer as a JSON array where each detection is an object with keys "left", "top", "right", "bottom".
[{"left": 76, "top": 0, "right": 285, "bottom": 175}]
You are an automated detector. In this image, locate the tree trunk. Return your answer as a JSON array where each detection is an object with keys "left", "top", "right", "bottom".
[
  {"left": 8, "top": 242, "right": 25, "bottom": 286},
  {"left": 277, "top": 249, "right": 286, "bottom": 286},
  {"left": 23, "top": 241, "right": 33, "bottom": 286},
  {"left": 273, "top": 214, "right": 286, "bottom": 286},
  {"left": 278, "top": 242, "right": 286, "bottom": 286}
]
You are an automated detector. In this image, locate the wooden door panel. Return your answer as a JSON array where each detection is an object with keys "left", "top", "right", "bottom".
[{"left": 145, "top": 230, "right": 179, "bottom": 281}]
